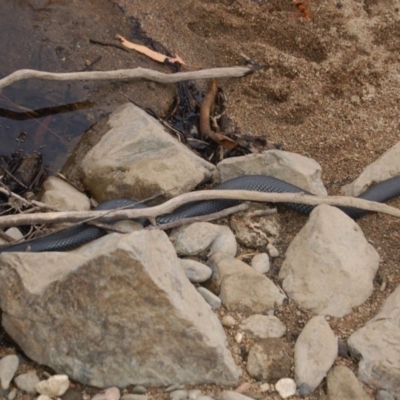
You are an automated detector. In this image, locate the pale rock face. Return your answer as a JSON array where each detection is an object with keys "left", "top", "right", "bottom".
[
  {"left": 0, "top": 230, "right": 239, "bottom": 388},
  {"left": 79, "top": 103, "right": 217, "bottom": 203},
  {"left": 279, "top": 204, "right": 379, "bottom": 317}
]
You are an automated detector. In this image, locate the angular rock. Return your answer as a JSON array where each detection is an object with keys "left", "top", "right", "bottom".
[
  {"left": 170, "top": 222, "right": 237, "bottom": 257},
  {"left": 348, "top": 284, "right": 400, "bottom": 397},
  {"left": 279, "top": 205, "right": 379, "bottom": 317},
  {"left": 217, "top": 150, "right": 327, "bottom": 195},
  {"left": 229, "top": 204, "right": 280, "bottom": 248},
  {"left": 196, "top": 287, "right": 222, "bottom": 309},
  {"left": 0, "top": 228, "right": 23, "bottom": 245},
  {"left": 180, "top": 259, "right": 212, "bottom": 283},
  {"left": 14, "top": 370, "right": 40, "bottom": 394},
  {"left": 0, "top": 355, "right": 19, "bottom": 390},
  {"left": 326, "top": 366, "right": 372, "bottom": 400},
  {"left": 79, "top": 103, "right": 217, "bottom": 202},
  {"left": 294, "top": 316, "right": 338, "bottom": 393},
  {"left": 40, "top": 176, "right": 90, "bottom": 211},
  {"left": 36, "top": 375, "right": 70, "bottom": 397},
  {"left": 212, "top": 256, "right": 286, "bottom": 313},
  {"left": 239, "top": 315, "right": 286, "bottom": 339},
  {"left": 343, "top": 141, "right": 400, "bottom": 196},
  {"left": 0, "top": 231, "right": 239, "bottom": 388},
  {"left": 246, "top": 338, "right": 292, "bottom": 382}
]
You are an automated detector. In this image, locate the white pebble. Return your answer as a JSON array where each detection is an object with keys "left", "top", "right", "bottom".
[
  {"left": 36, "top": 375, "right": 70, "bottom": 397},
  {"left": 251, "top": 253, "right": 270, "bottom": 274},
  {"left": 92, "top": 387, "right": 121, "bottom": 400},
  {"left": 0, "top": 355, "right": 19, "bottom": 390},
  {"left": 188, "top": 389, "right": 202, "bottom": 400},
  {"left": 5, "top": 228, "right": 24, "bottom": 241},
  {"left": 36, "top": 395, "right": 53, "bottom": 400},
  {"left": 259, "top": 383, "right": 270, "bottom": 392},
  {"left": 275, "top": 378, "right": 296, "bottom": 399},
  {"left": 235, "top": 332, "right": 243, "bottom": 344},
  {"left": 267, "top": 243, "right": 279, "bottom": 258},
  {"left": 221, "top": 315, "right": 236, "bottom": 328}
]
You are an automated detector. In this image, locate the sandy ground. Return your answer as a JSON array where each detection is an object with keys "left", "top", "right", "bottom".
[
  {"left": 114, "top": 0, "right": 400, "bottom": 397},
  {"left": 2, "top": 0, "right": 400, "bottom": 398}
]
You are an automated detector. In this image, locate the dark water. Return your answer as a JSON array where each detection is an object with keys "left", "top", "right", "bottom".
[{"left": 0, "top": 0, "right": 163, "bottom": 175}]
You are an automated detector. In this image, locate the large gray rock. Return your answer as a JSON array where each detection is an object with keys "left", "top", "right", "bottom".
[
  {"left": 79, "top": 103, "right": 217, "bottom": 203},
  {"left": 217, "top": 150, "right": 327, "bottom": 195},
  {"left": 0, "top": 231, "right": 240, "bottom": 388},
  {"left": 343, "top": 141, "right": 400, "bottom": 196},
  {"left": 348, "top": 284, "right": 400, "bottom": 398},
  {"left": 279, "top": 204, "right": 379, "bottom": 317}
]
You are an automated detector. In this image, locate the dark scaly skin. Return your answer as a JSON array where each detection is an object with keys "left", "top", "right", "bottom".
[{"left": 1, "top": 175, "right": 400, "bottom": 253}]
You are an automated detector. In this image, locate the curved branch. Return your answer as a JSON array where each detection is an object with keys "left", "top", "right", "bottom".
[
  {"left": 0, "top": 190, "right": 399, "bottom": 228},
  {"left": 0, "top": 66, "right": 258, "bottom": 91}
]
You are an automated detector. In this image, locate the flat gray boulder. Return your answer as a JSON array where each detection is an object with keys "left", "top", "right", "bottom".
[
  {"left": 0, "top": 231, "right": 239, "bottom": 388},
  {"left": 79, "top": 103, "right": 217, "bottom": 202}
]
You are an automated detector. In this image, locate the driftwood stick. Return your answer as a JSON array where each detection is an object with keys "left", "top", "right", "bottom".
[
  {"left": 0, "top": 66, "right": 257, "bottom": 91},
  {"left": 0, "top": 190, "right": 399, "bottom": 228}
]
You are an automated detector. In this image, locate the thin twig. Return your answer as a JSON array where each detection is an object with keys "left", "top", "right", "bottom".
[
  {"left": 0, "top": 190, "right": 399, "bottom": 228},
  {"left": 0, "top": 66, "right": 258, "bottom": 92},
  {"left": 147, "top": 202, "right": 251, "bottom": 231}
]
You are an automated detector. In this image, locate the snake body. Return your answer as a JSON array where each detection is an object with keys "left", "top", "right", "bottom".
[{"left": 1, "top": 174, "right": 400, "bottom": 254}]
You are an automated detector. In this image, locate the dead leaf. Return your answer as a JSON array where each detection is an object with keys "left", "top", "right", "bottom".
[{"left": 115, "top": 34, "right": 185, "bottom": 65}]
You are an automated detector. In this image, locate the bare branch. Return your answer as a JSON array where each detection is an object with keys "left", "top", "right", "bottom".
[
  {"left": 0, "top": 66, "right": 258, "bottom": 92},
  {"left": 0, "top": 190, "right": 399, "bottom": 228}
]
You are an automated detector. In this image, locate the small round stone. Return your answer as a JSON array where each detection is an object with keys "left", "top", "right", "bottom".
[
  {"left": 259, "top": 383, "right": 270, "bottom": 392},
  {"left": 275, "top": 378, "right": 296, "bottom": 399},
  {"left": 251, "top": 253, "right": 270, "bottom": 274},
  {"left": 170, "top": 390, "right": 188, "bottom": 400},
  {"left": 131, "top": 386, "right": 147, "bottom": 395},
  {"left": 235, "top": 332, "right": 243, "bottom": 344},
  {"left": 188, "top": 389, "right": 202, "bottom": 400},
  {"left": 266, "top": 243, "right": 279, "bottom": 258},
  {"left": 297, "top": 383, "right": 311, "bottom": 397},
  {"left": 221, "top": 315, "right": 236, "bottom": 328}
]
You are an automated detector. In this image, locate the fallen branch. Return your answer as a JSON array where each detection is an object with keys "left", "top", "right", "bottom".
[
  {"left": 0, "top": 66, "right": 258, "bottom": 92},
  {"left": 0, "top": 190, "right": 399, "bottom": 228}
]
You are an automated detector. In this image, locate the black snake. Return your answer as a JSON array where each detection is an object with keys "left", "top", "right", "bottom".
[{"left": 1, "top": 174, "right": 400, "bottom": 254}]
